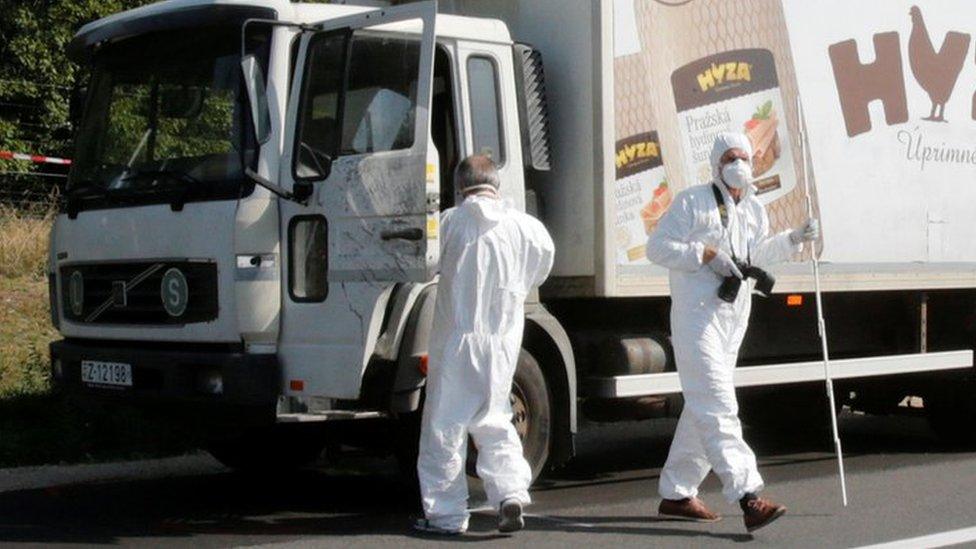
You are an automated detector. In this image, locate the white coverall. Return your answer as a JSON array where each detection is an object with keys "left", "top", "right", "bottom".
[
  {"left": 418, "top": 194, "right": 555, "bottom": 531},
  {"left": 646, "top": 133, "right": 800, "bottom": 503}
]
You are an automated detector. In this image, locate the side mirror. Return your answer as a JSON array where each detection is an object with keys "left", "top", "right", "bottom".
[
  {"left": 296, "top": 142, "right": 333, "bottom": 183},
  {"left": 241, "top": 54, "right": 271, "bottom": 145}
]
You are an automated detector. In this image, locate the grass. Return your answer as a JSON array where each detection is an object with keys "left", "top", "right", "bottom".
[
  {"left": 0, "top": 277, "right": 56, "bottom": 399},
  {"left": 0, "top": 202, "right": 57, "bottom": 399},
  {"left": 0, "top": 204, "right": 52, "bottom": 280},
  {"left": 0, "top": 204, "right": 198, "bottom": 467}
]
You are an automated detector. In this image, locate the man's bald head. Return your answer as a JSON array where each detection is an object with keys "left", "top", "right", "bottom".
[{"left": 456, "top": 154, "right": 500, "bottom": 197}]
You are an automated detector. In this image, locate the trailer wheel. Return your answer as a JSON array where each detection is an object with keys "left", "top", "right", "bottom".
[
  {"left": 925, "top": 379, "right": 976, "bottom": 445},
  {"left": 206, "top": 425, "right": 325, "bottom": 471}
]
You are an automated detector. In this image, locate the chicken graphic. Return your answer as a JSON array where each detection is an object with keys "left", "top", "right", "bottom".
[{"left": 908, "top": 5, "right": 970, "bottom": 122}]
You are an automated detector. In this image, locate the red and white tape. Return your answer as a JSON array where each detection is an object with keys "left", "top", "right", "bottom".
[{"left": 0, "top": 150, "right": 72, "bottom": 166}]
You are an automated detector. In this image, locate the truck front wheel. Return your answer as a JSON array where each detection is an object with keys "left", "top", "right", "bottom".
[
  {"left": 467, "top": 349, "right": 553, "bottom": 481},
  {"left": 398, "top": 348, "right": 553, "bottom": 483},
  {"left": 509, "top": 348, "right": 552, "bottom": 480}
]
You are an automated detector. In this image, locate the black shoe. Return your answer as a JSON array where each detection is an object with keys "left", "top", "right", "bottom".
[{"left": 498, "top": 499, "right": 525, "bottom": 533}]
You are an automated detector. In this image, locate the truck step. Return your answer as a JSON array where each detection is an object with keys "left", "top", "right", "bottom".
[{"left": 277, "top": 410, "right": 388, "bottom": 423}]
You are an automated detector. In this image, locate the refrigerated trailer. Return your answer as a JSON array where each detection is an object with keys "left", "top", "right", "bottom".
[{"left": 50, "top": 0, "right": 976, "bottom": 474}]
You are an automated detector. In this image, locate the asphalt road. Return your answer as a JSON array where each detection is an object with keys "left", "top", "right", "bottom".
[{"left": 2, "top": 410, "right": 975, "bottom": 548}]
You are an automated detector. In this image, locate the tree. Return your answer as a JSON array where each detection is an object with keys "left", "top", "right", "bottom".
[{"left": 0, "top": 0, "right": 153, "bottom": 202}]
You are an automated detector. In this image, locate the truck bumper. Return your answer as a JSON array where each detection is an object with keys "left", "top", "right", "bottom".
[{"left": 49, "top": 339, "right": 279, "bottom": 414}]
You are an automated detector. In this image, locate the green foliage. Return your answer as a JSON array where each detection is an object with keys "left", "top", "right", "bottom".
[
  {"left": 100, "top": 82, "right": 235, "bottom": 167},
  {"left": 752, "top": 100, "right": 774, "bottom": 120},
  {"left": 0, "top": 0, "right": 155, "bottom": 171}
]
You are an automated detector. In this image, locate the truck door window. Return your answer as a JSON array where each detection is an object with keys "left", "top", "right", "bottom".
[
  {"left": 466, "top": 56, "right": 505, "bottom": 165},
  {"left": 342, "top": 32, "right": 419, "bottom": 154},
  {"left": 289, "top": 215, "right": 328, "bottom": 302},
  {"left": 294, "top": 29, "right": 421, "bottom": 179},
  {"left": 293, "top": 31, "right": 346, "bottom": 180}
]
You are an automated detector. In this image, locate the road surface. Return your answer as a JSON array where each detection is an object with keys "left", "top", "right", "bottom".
[{"left": 1, "top": 410, "right": 974, "bottom": 547}]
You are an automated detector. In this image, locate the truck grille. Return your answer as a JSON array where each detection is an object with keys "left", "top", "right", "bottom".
[{"left": 60, "top": 261, "right": 218, "bottom": 325}]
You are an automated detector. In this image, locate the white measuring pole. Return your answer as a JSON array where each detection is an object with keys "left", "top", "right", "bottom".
[{"left": 796, "top": 95, "right": 848, "bottom": 507}]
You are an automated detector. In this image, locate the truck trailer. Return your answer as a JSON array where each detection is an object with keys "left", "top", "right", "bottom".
[{"left": 51, "top": 0, "right": 976, "bottom": 475}]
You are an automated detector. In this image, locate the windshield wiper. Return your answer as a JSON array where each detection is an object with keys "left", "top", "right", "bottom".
[
  {"left": 117, "top": 168, "right": 200, "bottom": 211},
  {"left": 119, "top": 168, "right": 200, "bottom": 186},
  {"left": 65, "top": 182, "right": 108, "bottom": 219}
]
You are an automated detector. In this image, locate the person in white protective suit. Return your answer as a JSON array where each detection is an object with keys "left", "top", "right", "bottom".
[
  {"left": 415, "top": 155, "right": 555, "bottom": 536},
  {"left": 646, "top": 132, "right": 819, "bottom": 533}
]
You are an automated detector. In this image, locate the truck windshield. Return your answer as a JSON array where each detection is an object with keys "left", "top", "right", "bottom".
[{"left": 67, "top": 26, "right": 267, "bottom": 211}]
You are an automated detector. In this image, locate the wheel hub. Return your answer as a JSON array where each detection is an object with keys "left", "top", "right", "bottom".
[{"left": 510, "top": 384, "right": 530, "bottom": 440}]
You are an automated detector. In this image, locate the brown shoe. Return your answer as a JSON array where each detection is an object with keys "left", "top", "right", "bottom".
[
  {"left": 742, "top": 497, "right": 787, "bottom": 532},
  {"left": 657, "top": 497, "right": 722, "bottom": 523}
]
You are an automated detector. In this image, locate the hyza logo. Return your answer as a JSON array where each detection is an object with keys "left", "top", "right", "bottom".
[
  {"left": 616, "top": 137, "right": 661, "bottom": 171},
  {"left": 829, "top": 5, "right": 972, "bottom": 137},
  {"left": 161, "top": 268, "right": 189, "bottom": 317},
  {"left": 615, "top": 132, "right": 664, "bottom": 179},
  {"left": 696, "top": 62, "right": 752, "bottom": 93}
]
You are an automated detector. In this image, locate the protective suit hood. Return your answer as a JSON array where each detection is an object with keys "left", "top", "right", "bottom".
[
  {"left": 709, "top": 132, "right": 753, "bottom": 176},
  {"left": 710, "top": 132, "right": 753, "bottom": 177},
  {"left": 462, "top": 194, "right": 507, "bottom": 225}
]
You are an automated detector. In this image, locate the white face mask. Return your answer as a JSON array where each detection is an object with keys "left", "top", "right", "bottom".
[{"left": 721, "top": 158, "right": 753, "bottom": 189}]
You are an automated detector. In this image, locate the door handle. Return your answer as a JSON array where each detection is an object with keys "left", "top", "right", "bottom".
[{"left": 381, "top": 228, "right": 423, "bottom": 241}]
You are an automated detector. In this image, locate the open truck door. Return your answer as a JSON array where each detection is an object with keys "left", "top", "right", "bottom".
[{"left": 276, "top": 2, "right": 438, "bottom": 399}]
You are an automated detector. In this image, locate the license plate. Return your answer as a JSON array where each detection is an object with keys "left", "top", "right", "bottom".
[{"left": 81, "top": 360, "right": 132, "bottom": 387}]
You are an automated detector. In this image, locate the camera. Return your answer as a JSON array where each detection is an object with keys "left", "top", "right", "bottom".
[{"left": 718, "top": 261, "right": 775, "bottom": 303}]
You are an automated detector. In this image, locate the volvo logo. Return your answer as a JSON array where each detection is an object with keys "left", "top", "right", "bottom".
[
  {"left": 161, "top": 268, "right": 189, "bottom": 317},
  {"left": 68, "top": 271, "right": 84, "bottom": 316}
]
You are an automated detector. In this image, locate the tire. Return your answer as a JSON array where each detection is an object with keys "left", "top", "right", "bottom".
[
  {"left": 399, "top": 348, "right": 553, "bottom": 484},
  {"left": 206, "top": 424, "right": 325, "bottom": 471},
  {"left": 466, "top": 349, "right": 552, "bottom": 481},
  {"left": 509, "top": 348, "right": 553, "bottom": 480},
  {"left": 925, "top": 378, "right": 976, "bottom": 445}
]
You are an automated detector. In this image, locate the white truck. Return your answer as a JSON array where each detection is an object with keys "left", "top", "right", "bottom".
[{"left": 51, "top": 0, "right": 976, "bottom": 474}]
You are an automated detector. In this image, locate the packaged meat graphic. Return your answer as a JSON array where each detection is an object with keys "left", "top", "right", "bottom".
[
  {"left": 671, "top": 49, "right": 798, "bottom": 204},
  {"left": 745, "top": 100, "right": 781, "bottom": 178},
  {"left": 610, "top": 0, "right": 823, "bottom": 286},
  {"left": 613, "top": 132, "right": 669, "bottom": 265},
  {"left": 641, "top": 181, "right": 673, "bottom": 235}
]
